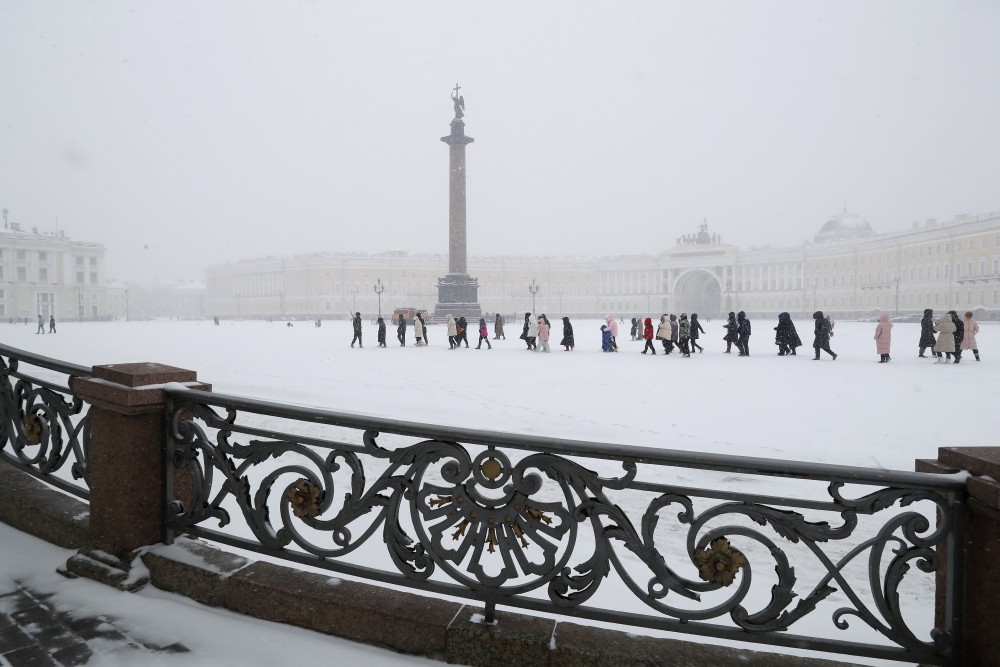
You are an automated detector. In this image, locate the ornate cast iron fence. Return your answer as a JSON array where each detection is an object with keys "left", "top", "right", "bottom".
[
  {"left": 0, "top": 343, "right": 92, "bottom": 500},
  {"left": 166, "top": 385, "right": 964, "bottom": 666}
]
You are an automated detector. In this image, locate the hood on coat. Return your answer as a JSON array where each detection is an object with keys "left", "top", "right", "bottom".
[
  {"left": 879, "top": 314, "right": 891, "bottom": 324},
  {"left": 600, "top": 324, "right": 608, "bottom": 331},
  {"left": 778, "top": 312, "right": 790, "bottom": 322},
  {"left": 813, "top": 311, "right": 825, "bottom": 319},
  {"left": 680, "top": 314, "right": 688, "bottom": 320},
  {"left": 479, "top": 318, "right": 486, "bottom": 327},
  {"left": 563, "top": 316, "right": 570, "bottom": 322},
  {"left": 644, "top": 318, "right": 652, "bottom": 326},
  {"left": 728, "top": 311, "right": 735, "bottom": 319},
  {"left": 737, "top": 311, "right": 746, "bottom": 321},
  {"left": 691, "top": 313, "right": 699, "bottom": 320},
  {"left": 660, "top": 315, "right": 668, "bottom": 323},
  {"left": 447, "top": 314, "right": 454, "bottom": 321},
  {"left": 669, "top": 314, "right": 677, "bottom": 322},
  {"left": 923, "top": 308, "right": 933, "bottom": 317}
]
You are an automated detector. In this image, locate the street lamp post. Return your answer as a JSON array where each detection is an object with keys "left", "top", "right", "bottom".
[
  {"left": 373, "top": 278, "right": 385, "bottom": 319},
  {"left": 528, "top": 278, "right": 540, "bottom": 314}
]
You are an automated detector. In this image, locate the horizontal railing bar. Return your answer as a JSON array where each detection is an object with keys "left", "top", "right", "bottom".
[
  {"left": 629, "top": 480, "right": 846, "bottom": 512},
  {"left": 0, "top": 453, "right": 90, "bottom": 501},
  {"left": 10, "top": 372, "right": 75, "bottom": 396},
  {"left": 166, "top": 386, "right": 966, "bottom": 491},
  {"left": 0, "top": 344, "right": 91, "bottom": 377},
  {"left": 188, "top": 527, "right": 944, "bottom": 664}
]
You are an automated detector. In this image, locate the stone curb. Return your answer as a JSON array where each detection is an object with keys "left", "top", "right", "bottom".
[{"left": 0, "top": 459, "right": 89, "bottom": 550}]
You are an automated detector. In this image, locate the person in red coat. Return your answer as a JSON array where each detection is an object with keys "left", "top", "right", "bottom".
[
  {"left": 874, "top": 314, "right": 893, "bottom": 363},
  {"left": 641, "top": 317, "right": 656, "bottom": 355}
]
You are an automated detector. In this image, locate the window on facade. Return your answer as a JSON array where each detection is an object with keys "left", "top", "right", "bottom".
[
  {"left": 969, "top": 240, "right": 975, "bottom": 250},
  {"left": 945, "top": 243, "right": 950, "bottom": 253},
  {"left": 16, "top": 249, "right": 26, "bottom": 260},
  {"left": 39, "top": 268, "right": 47, "bottom": 282},
  {"left": 16, "top": 267, "right": 26, "bottom": 281},
  {"left": 76, "top": 271, "right": 84, "bottom": 284},
  {"left": 76, "top": 256, "right": 84, "bottom": 266},
  {"left": 38, "top": 251, "right": 47, "bottom": 261}
]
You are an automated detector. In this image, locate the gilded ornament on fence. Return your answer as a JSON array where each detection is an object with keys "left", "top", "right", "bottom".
[
  {"left": 693, "top": 537, "right": 747, "bottom": 586},
  {"left": 285, "top": 479, "right": 322, "bottom": 518},
  {"left": 480, "top": 457, "right": 502, "bottom": 480},
  {"left": 23, "top": 413, "right": 42, "bottom": 445}
]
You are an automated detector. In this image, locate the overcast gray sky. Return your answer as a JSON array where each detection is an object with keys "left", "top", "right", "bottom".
[{"left": 2, "top": 1, "right": 999, "bottom": 284}]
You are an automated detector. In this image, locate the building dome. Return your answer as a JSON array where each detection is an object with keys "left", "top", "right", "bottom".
[{"left": 815, "top": 210, "right": 874, "bottom": 243}]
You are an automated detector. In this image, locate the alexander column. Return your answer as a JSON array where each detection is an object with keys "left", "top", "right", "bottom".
[{"left": 434, "top": 84, "right": 481, "bottom": 319}]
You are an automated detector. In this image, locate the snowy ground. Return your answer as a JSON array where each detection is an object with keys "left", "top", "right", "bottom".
[{"left": 3, "top": 317, "right": 993, "bottom": 666}]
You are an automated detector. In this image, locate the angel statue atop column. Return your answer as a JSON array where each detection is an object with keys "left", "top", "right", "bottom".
[{"left": 451, "top": 83, "right": 465, "bottom": 119}]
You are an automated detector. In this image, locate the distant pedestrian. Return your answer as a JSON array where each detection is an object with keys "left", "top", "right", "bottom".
[
  {"left": 678, "top": 314, "right": 691, "bottom": 357},
  {"left": 812, "top": 310, "right": 837, "bottom": 360},
  {"left": 948, "top": 311, "right": 964, "bottom": 363},
  {"left": 605, "top": 315, "right": 619, "bottom": 351},
  {"left": 656, "top": 315, "right": 671, "bottom": 354},
  {"left": 560, "top": 316, "right": 575, "bottom": 351},
  {"left": 918, "top": 309, "right": 935, "bottom": 358},
  {"left": 723, "top": 312, "right": 738, "bottom": 353},
  {"left": 418, "top": 312, "right": 429, "bottom": 345},
  {"left": 447, "top": 314, "right": 458, "bottom": 349},
  {"left": 494, "top": 313, "right": 505, "bottom": 340},
  {"left": 349, "top": 311, "right": 363, "bottom": 348},
  {"left": 961, "top": 311, "right": 980, "bottom": 361},
  {"left": 214, "top": 316, "right": 220, "bottom": 326},
  {"left": 414, "top": 313, "right": 425, "bottom": 346},
  {"left": 456, "top": 316, "right": 470, "bottom": 348},
  {"left": 874, "top": 314, "right": 892, "bottom": 363},
  {"left": 48, "top": 316, "right": 56, "bottom": 333},
  {"left": 377, "top": 317, "right": 387, "bottom": 347},
  {"left": 520, "top": 313, "right": 531, "bottom": 350},
  {"left": 537, "top": 315, "right": 551, "bottom": 353},
  {"left": 601, "top": 324, "right": 614, "bottom": 352},
  {"left": 736, "top": 311, "right": 751, "bottom": 356},
  {"left": 641, "top": 317, "right": 656, "bottom": 354},
  {"left": 526, "top": 314, "right": 538, "bottom": 351},
  {"left": 36, "top": 315, "right": 44, "bottom": 334},
  {"left": 933, "top": 312, "right": 956, "bottom": 363},
  {"left": 690, "top": 313, "right": 705, "bottom": 353},
  {"left": 669, "top": 314, "right": 679, "bottom": 352},
  {"left": 774, "top": 312, "right": 801, "bottom": 356},
  {"left": 397, "top": 314, "right": 407, "bottom": 346},
  {"left": 630, "top": 317, "right": 638, "bottom": 341},
  {"left": 476, "top": 317, "right": 492, "bottom": 349}
]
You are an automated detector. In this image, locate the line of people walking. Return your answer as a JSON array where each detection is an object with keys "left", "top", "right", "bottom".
[{"left": 351, "top": 309, "right": 984, "bottom": 363}]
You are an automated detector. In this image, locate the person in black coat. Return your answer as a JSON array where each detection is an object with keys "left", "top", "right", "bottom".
[
  {"left": 350, "top": 311, "right": 363, "bottom": 348},
  {"left": 812, "top": 310, "right": 836, "bottom": 360},
  {"left": 736, "top": 311, "right": 751, "bottom": 356},
  {"left": 689, "top": 313, "right": 705, "bottom": 353},
  {"left": 396, "top": 314, "right": 407, "bottom": 346},
  {"left": 456, "top": 316, "right": 470, "bottom": 348},
  {"left": 948, "top": 310, "right": 964, "bottom": 363},
  {"left": 520, "top": 312, "right": 531, "bottom": 349},
  {"left": 376, "top": 317, "right": 387, "bottom": 347},
  {"left": 723, "top": 312, "right": 738, "bottom": 353},
  {"left": 560, "top": 316, "right": 575, "bottom": 351},
  {"left": 630, "top": 317, "right": 638, "bottom": 341},
  {"left": 774, "top": 312, "right": 802, "bottom": 356},
  {"left": 918, "top": 308, "right": 935, "bottom": 357}
]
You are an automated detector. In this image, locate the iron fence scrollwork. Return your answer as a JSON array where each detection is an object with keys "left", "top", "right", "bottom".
[
  {"left": 165, "top": 386, "right": 963, "bottom": 666},
  {"left": 0, "top": 344, "right": 92, "bottom": 500}
]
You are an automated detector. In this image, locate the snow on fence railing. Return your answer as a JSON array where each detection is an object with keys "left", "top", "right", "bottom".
[
  {"left": 0, "top": 343, "right": 92, "bottom": 500},
  {"left": 164, "top": 384, "right": 965, "bottom": 666}
]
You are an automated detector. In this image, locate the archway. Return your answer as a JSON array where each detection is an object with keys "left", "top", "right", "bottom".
[{"left": 673, "top": 270, "right": 723, "bottom": 318}]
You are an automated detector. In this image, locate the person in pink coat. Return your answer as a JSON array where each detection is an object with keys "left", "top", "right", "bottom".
[
  {"left": 605, "top": 315, "right": 619, "bottom": 351},
  {"left": 874, "top": 314, "right": 893, "bottom": 363},
  {"left": 961, "top": 311, "right": 981, "bottom": 361}
]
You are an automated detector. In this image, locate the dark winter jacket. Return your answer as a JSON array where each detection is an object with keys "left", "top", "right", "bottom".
[
  {"left": 561, "top": 317, "right": 575, "bottom": 347},
  {"left": 690, "top": 314, "right": 705, "bottom": 340},
  {"left": 630, "top": 318, "right": 638, "bottom": 337},
  {"left": 774, "top": 312, "right": 802, "bottom": 349},
  {"left": 397, "top": 317, "right": 407, "bottom": 334},
  {"left": 520, "top": 313, "right": 530, "bottom": 340},
  {"left": 669, "top": 314, "right": 678, "bottom": 342},
  {"left": 724, "top": 312, "right": 738, "bottom": 342},
  {"left": 352, "top": 313, "right": 362, "bottom": 335},
  {"left": 813, "top": 311, "right": 832, "bottom": 348},
  {"left": 679, "top": 315, "right": 691, "bottom": 340},
  {"left": 919, "top": 309, "right": 936, "bottom": 347},
  {"left": 736, "top": 311, "right": 751, "bottom": 337},
  {"left": 949, "top": 311, "right": 964, "bottom": 350},
  {"left": 377, "top": 318, "right": 386, "bottom": 344}
]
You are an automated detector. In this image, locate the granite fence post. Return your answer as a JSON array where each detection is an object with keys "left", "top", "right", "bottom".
[
  {"left": 916, "top": 446, "right": 1000, "bottom": 667},
  {"left": 63, "top": 363, "right": 210, "bottom": 590}
]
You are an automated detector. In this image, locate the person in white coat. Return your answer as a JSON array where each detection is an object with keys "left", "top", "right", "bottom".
[
  {"left": 525, "top": 314, "right": 538, "bottom": 351},
  {"left": 933, "top": 312, "right": 956, "bottom": 363},
  {"left": 413, "top": 314, "right": 425, "bottom": 346},
  {"left": 446, "top": 315, "right": 458, "bottom": 349}
]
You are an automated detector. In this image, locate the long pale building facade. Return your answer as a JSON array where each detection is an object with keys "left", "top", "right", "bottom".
[{"left": 204, "top": 209, "right": 1000, "bottom": 321}]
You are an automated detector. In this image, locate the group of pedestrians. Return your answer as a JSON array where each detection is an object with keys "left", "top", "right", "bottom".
[
  {"left": 35, "top": 315, "right": 56, "bottom": 334},
  {"left": 346, "top": 309, "right": 984, "bottom": 363},
  {"left": 920, "top": 309, "right": 980, "bottom": 364}
]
